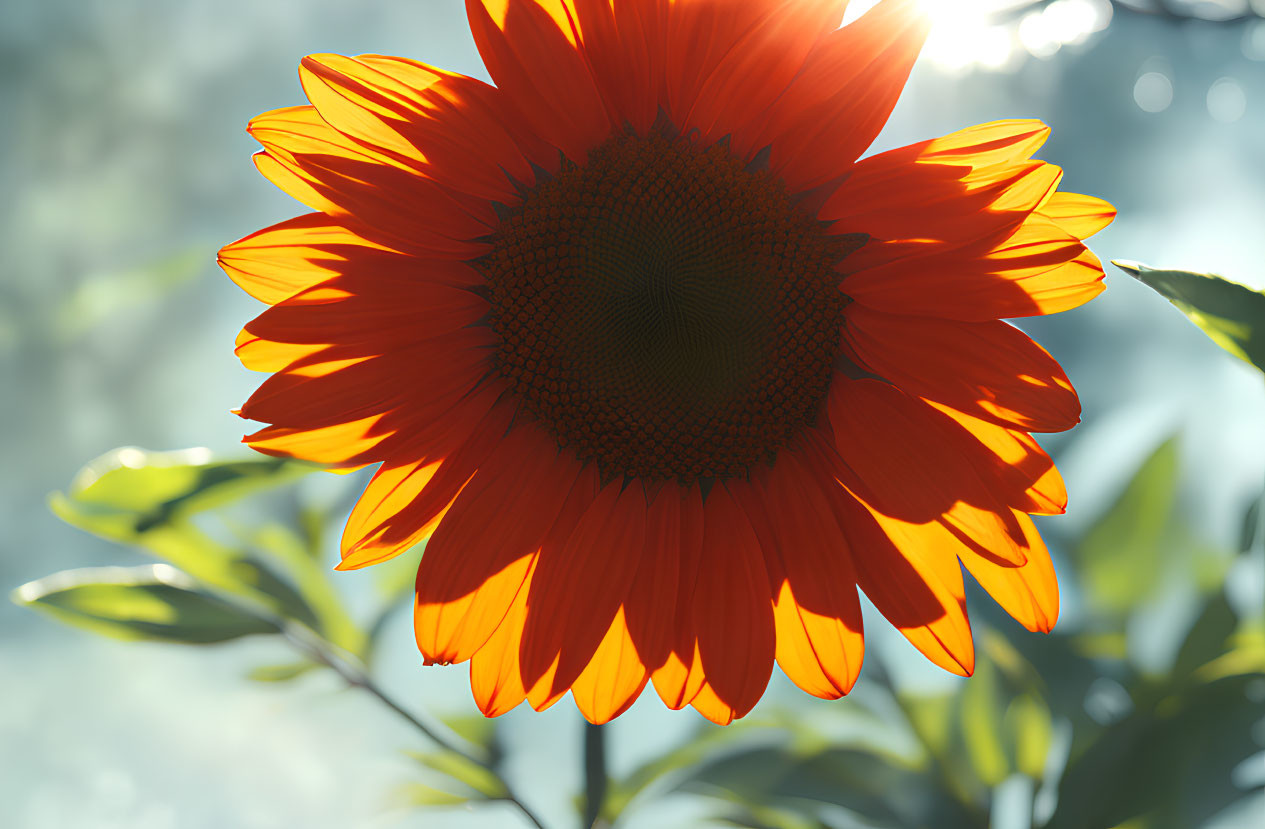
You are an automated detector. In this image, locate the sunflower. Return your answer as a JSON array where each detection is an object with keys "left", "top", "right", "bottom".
[{"left": 220, "top": 0, "right": 1114, "bottom": 725}]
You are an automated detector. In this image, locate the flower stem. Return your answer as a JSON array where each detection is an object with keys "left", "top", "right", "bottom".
[
  {"left": 282, "top": 626, "right": 549, "bottom": 829},
  {"left": 581, "top": 721, "right": 608, "bottom": 829}
]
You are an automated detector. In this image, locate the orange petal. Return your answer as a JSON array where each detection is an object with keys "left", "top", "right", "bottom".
[
  {"left": 673, "top": 0, "right": 846, "bottom": 144},
  {"left": 338, "top": 394, "right": 515, "bottom": 569},
  {"left": 244, "top": 414, "right": 395, "bottom": 468},
  {"left": 1038, "top": 191, "right": 1116, "bottom": 239},
  {"left": 465, "top": 0, "right": 611, "bottom": 163},
  {"left": 845, "top": 213, "right": 1106, "bottom": 320},
  {"left": 822, "top": 120, "right": 1058, "bottom": 248},
  {"left": 833, "top": 485, "right": 975, "bottom": 677},
  {"left": 469, "top": 557, "right": 536, "bottom": 717},
  {"left": 520, "top": 479, "right": 647, "bottom": 707},
  {"left": 241, "top": 277, "right": 485, "bottom": 360},
  {"left": 739, "top": 0, "right": 931, "bottom": 191},
  {"left": 844, "top": 305, "right": 1080, "bottom": 433},
  {"left": 924, "top": 400, "right": 1068, "bottom": 516},
  {"left": 651, "top": 485, "right": 708, "bottom": 709},
  {"left": 217, "top": 213, "right": 397, "bottom": 305},
  {"left": 570, "top": 607, "right": 650, "bottom": 724},
  {"left": 249, "top": 106, "right": 491, "bottom": 256},
  {"left": 686, "top": 485, "right": 776, "bottom": 723},
  {"left": 299, "top": 54, "right": 542, "bottom": 202},
  {"left": 826, "top": 376, "right": 1028, "bottom": 565},
  {"left": 238, "top": 329, "right": 493, "bottom": 433},
  {"left": 569, "top": 0, "right": 665, "bottom": 133},
  {"left": 621, "top": 484, "right": 683, "bottom": 672},
  {"left": 958, "top": 511, "right": 1060, "bottom": 633},
  {"left": 415, "top": 425, "right": 585, "bottom": 664},
  {"left": 745, "top": 448, "right": 865, "bottom": 699}
]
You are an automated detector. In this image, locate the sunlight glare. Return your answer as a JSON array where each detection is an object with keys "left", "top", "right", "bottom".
[{"left": 886, "top": 0, "right": 1115, "bottom": 73}]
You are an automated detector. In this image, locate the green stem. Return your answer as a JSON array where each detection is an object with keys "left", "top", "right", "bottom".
[
  {"left": 281, "top": 626, "right": 549, "bottom": 829},
  {"left": 581, "top": 721, "right": 609, "bottom": 828}
]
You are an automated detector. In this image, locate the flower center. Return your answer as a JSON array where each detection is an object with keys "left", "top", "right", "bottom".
[{"left": 479, "top": 131, "right": 854, "bottom": 484}]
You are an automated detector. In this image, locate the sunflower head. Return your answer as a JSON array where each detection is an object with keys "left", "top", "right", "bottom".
[{"left": 220, "top": 0, "right": 1114, "bottom": 725}]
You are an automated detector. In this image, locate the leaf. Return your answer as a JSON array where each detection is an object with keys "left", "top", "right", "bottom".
[
  {"left": 52, "top": 446, "right": 312, "bottom": 540},
  {"left": 1045, "top": 673, "right": 1264, "bottom": 829},
  {"left": 12, "top": 564, "right": 279, "bottom": 644},
  {"left": 410, "top": 750, "right": 507, "bottom": 800},
  {"left": 1005, "top": 693, "right": 1054, "bottom": 780},
  {"left": 1114, "top": 260, "right": 1265, "bottom": 373},
  {"left": 678, "top": 743, "right": 979, "bottom": 829},
  {"left": 247, "top": 661, "right": 320, "bottom": 682},
  {"left": 50, "top": 448, "right": 350, "bottom": 643},
  {"left": 1074, "top": 438, "right": 1180, "bottom": 615},
  {"left": 56, "top": 248, "right": 206, "bottom": 339},
  {"left": 604, "top": 720, "right": 762, "bottom": 822},
  {"left": 1240, "top": 492, "right": 1263, "bottom": 554},
  {"left": 1171, "top": 590, "right": 1239, "bottom": 679},
  {"left": 244, "top": 523, "right": 365, "bottom": 654},
  {"left": 394, "top": 782, "right": 473, "bottom": 808},
  {"left": 958, "top": 657, "right": 1011, "bottom": 786},
  {"left": 439, "top": 714, "right": 499, "bottom": 754}
]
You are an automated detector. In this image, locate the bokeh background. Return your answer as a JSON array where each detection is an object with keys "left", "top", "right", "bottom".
[{"left": 2, "top": 1, "right": 1263, "bottom": 827}]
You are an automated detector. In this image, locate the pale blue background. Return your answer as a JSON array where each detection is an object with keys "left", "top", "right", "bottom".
[{"left": 2, "top": 2, "right": 1263, "bottom": 827}]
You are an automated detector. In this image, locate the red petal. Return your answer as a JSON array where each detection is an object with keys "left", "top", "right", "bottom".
[
  {"left": 465, "top": 0, "right": 611, "bottom": 162},
  {"left": 687, "top": 484, "right": 776, "bottom": 723},
  {"left": 739, "top": 0, "right": 930, "bottom": 191},
  {"left": 844, "top": 305, "right": 1080, "bottom": 432},
  {"left": 520, "top": 479, "right": 647, "bottom": 707}
]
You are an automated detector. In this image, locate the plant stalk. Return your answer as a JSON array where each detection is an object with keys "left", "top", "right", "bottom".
[{"left": 582, "top": 721, "right": 609, "bottom": 828}]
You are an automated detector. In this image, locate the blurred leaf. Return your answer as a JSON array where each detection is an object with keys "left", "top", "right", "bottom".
[
  {"left": 1240, "top": 492, "right": 1263, "bottom": 554},
  {"left": 1045, "top": 673, "right": 1264, "bottom": 829},
  {"left": 440, "top": 714, "right": 498, "bottom": 754},
  {"left": 230, "top": 556, "right": 323, "bottom": 632},
  {"left": 12, "top": 564, "right": 278, "bottom": 643},
  {"left": 247, "top": 661, "right": 319, "bottom": 682},
  {"left": 1005, "top": 693, "right": 1054, "bottom": 780},
  {"left": 1074, "top": 438, "right": 1179, "bottom": 614},
  {"left": 899, "top": 692, "right": 956, "bottom": 758},
  {"left": 50, "top": 448, "right": 352, "bottom": 642},
  {"left": 712, "top": 803, "right": 828, "bottom": 829},
  {"left": 52, "top": 446, "right": 312, "bottom": 538},
  {"left": 675, "top": 742, "right": 979, "bottom": 829},
  {"left": 959, "top": 657, "right": 1010, "bottom": 786},
  {"left": 245, "top": 523, "right": 364, "bottom": 654},
  {"left": 57, "top": 248, "right": 205, "bottom": 339},
  {"left": 604, "top": 720, "right": 763, "bottom": 822},
  {"left": 1114, "top": 260, "right": 1265, "bottom": 373},
  {"left": 394, "top": 782, "right": 473, "bottom": 808},
  {"left": 410, "top": 750, "right": 506, "bottom": 800},
  {"left": 1172, "top": 590, "right": 1238, "bottom": 679}
]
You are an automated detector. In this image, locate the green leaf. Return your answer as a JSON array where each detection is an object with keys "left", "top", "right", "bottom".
[
  {"left": 50, "top": 448, "right": 347, "bottom": 640},
  {"left": 1114, "top": 260, "right": 1265, "bottom": 373},
  {"left": 958, "top": 657, "right": 1011, "bottom": 786},
  {"left": 394, "top": 782, "right": 473, "bottom": 808},
  {"left": 1074, "top": 438, "right": 1180, "bottom": 614},
  {"left": 1005, "top": 693, "right": 1054, "bottom": 780},
  {"left": 604, "top": 719, "right": 763, "bottom": 822},
  {"left": 247, "top": 661, "right": 320, "bottom": 682},
  {"left": 1171, "top": 590, "right": 1239, "bottom": 679},
  {"left": 677, "top": 743, "right": 978, "bottom": 829},
  {"left": 56, "top": 248, "right": 206, "bottom": 340},
  {"left": 1240, "top": 492, "right": 1263, "bottom": 554},
  {"left": 52, "top": 446, "right": 313, "bottom": 540},
  {"left": 439, "top": 714, "right": 498, "bottom": 754},
  {"left": 1045, "top": 673, "right": 1264, "bottom": 829},
  {"left": 410, "top": 750, "right": 507, "bottom": 800},
  {"left": 12, "top": 564, "right": 279, "bottom": 643},
  {"left": 243, "top": 523, "right": 365, "bottom": 654}
]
